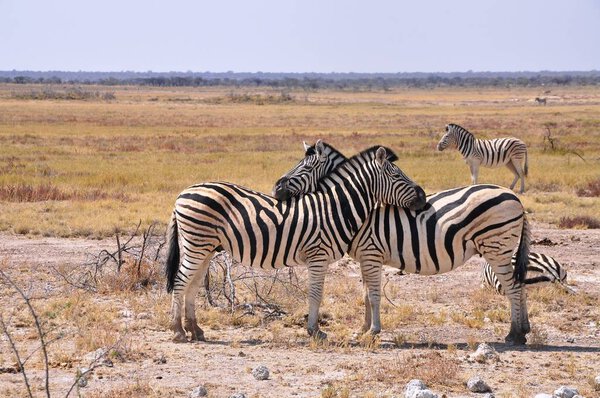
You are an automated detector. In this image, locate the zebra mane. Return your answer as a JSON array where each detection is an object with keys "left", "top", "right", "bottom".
[
  {"left": 305, "top": 141, "right": 345, "bottom": 159},
  {"left": 317, "top": 145, "right": 398, "bottom": 188},
  {"left": 448, "top": 123, "right": 475, "bottom": 139}
]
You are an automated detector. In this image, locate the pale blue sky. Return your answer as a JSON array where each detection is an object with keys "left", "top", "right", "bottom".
[{"left": 1, "top": 0, "right": 599, "bottom": 72}]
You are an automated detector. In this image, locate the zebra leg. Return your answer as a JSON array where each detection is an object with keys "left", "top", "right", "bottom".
[
  {"left": 183, "top": 256, "right": 212, "bottom": 341},
  {"left": 468, "top": 161, "right": 479, "bottom": 185},
  {"left": 506, "top": 161, "right": 523, "bottom": 193},
  {"left": 360, "top": 261, "right": 382, "bottom": 335},
  {"left": 307, "top": 264, "right": 327, "bottom": 340},
  {"left": 486, "top": 260, "right": 530, "bottom": 345}
]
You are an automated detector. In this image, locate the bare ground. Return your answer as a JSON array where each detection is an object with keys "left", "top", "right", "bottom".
[{"left": 1, "top": 223, "right": 599, "bottom": 398}]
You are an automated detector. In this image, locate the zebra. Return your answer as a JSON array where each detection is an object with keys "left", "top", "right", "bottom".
[
  {"left": 482, "top": 252, "right": 575, "bottom": 294},
  {"left": 165, "top": 145, "right": 426, "bottom": 342},
  {"left": 273, "top": 141, "right": 532, "bottom": 344},
  {"left": 437, "top": 123, "right": 529, "bottom": 193},
  {"left": 534, "top": 97, "right": 547, "bottom": 105}
]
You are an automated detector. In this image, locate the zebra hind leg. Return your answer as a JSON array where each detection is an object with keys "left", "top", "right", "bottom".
[
  {"left": 506, "top": 161, "right": 524, "bottom": 193},
  {"left": 183, "top": 256, "right": 213, "bottom": 341}
]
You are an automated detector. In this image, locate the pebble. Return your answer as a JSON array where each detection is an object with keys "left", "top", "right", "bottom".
[
  {"left": 553, "top": 386, "right": 579, "bottom": 398},
  {"left": 469, "top": 343, "right": 499, "bottom": 363},
  {"left": 230, "top": 394, "right": 247, "bottom": 398},
  {"left": 189, "top": 385, "right": 208, "bottom": 398},
  {"left": 405, "top": 379, "right": 427, "bottom": 398},
  {"left": 467, "top": 375, "right": 491, "bottom": 393},
  {"left": 252, "top": 365, "right": 270, "bottom": 380}
]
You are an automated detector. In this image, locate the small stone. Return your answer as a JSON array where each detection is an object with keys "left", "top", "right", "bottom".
[
  {"left": 77, "top": 368, "right": 90, "bottom": 388},
  {"left": 469, "top": 343, "right": 499, "bottom": 363},
  {"left": 553, "top": 386, "right": 579, "bottom": 398},
  {"left": 413, "top": 389, "right": 438, "bottom": 398},
  {"left": 594, "top": 375, "right": 600, "bottom": 390},
  {"left": 230, "top": 394, "right": 246, "bottom": 398},
  {"left": 119, "top": 309, "right": 133, "bottom": 318},
  {"left": 153, "top": 354, "right": 167, "bottom": 364},
  {"left": 136, "top": 312, "right": 151, "bottom": 320},
  {"left": 252, "top": 365, "right": 270, "bottom": 380},
  {"left": 467, "top": 376, "right": 491, "bottom": 393},
  {"left": 566, "top": 337, "right": 575, "bottom": 343},
  {"left": 533, "top": 394, "right": 552, "bottom": 398},
  {"left": 405, "top": 379, "right": 427, "bottom": 398},
  {"left": 238, "top": 351, "right": 246, "bottom": 357},
  {"left": 189, "top": 385, "right": 208, "bottom": 398},
  {"left": 483, "top": 394, "right": 495, "bottom": 398}
]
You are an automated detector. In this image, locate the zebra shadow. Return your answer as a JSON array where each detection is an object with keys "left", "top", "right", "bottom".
[{"left": 382, "top": 341, "right": 600, "bottom": 353}]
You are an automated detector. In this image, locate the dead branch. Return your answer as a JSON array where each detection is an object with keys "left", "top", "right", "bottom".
[
  {"left": 0, "top": 269, "right": 50, "bottom": 398},
  {"left": 0, "top": 314, "right": 33, "bottom": 398}
]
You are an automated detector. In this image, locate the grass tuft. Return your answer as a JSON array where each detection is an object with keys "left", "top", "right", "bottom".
[{"left": 558, "top": 215, "right": 600, "bottom": 229}]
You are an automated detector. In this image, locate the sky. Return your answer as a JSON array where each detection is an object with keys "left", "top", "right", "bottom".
[{"left": 1, "top": 0, "right": 599, "bottom": 73}]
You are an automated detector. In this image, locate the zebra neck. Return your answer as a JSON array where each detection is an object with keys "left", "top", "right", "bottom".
[{"left": 457, "top": 131, "right": 477, "bottom": 158}]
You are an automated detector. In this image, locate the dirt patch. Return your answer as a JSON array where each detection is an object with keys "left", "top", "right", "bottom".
[{"left": 1, "top": 224, "right": 599, "bottom": 397}]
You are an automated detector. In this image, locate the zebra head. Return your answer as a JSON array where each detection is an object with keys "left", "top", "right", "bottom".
[
  {"left": 437, "top": 123, "right": 461, "bottom": 151},
  {"left": 272, "top": 139, "right": 346, "bottom": 200},
  {"left": 371, "top": 147, "right": 427, "bottom": 210}
]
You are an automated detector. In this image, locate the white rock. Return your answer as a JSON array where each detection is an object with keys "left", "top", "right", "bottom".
[
  {"left": 483, "top": 394, "right": 495, "bottom": 398},
  {"left": 595, "top": 375, "right": 600, "bottom": 390},
  {"left": 469, "top": 343, "right": 499, "bottom": 363},
  {"left": 405, "top": 379, "right": 427, "bottom": 398},
  {"left": 467, "top": 376, "right": 491, "bottom": 393},
  {"left": 413, "top": 389, "right": 438, "bottom": 398},
  {"left": 189, "top": 385, "right": 208, "bottom": 398},
  {"left": 553, "top": 386, "right": 579, "bottom": 398},
  {"left": 230, "top": 394, "right": 246, "bottom": 398},
  {"left": 252, "top": 365, "right": 270, "bottom": 380}
]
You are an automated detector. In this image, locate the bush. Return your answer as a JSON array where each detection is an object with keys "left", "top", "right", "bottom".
[
  {"left": 558, "top": 216, "right": 600, "bottom": 229},
  {"left": 576, "top": 178, "right": 600, "bottom": 197}
]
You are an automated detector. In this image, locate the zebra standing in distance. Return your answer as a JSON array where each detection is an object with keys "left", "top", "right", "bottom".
[
  {"left": 165, "top": 145, "right": 426, "bottom": 342},
  {"left": 274, "top": 141, "right": 532, "bottom": 344},
  {"left": 534, "top": 97, "right": 547, "bottom": 105},
  {"left": 482, "top": 252, "right": 576, "bottom": 294},
  {"left": 437, "top": 123, "right": 529, "bottom": 193}
]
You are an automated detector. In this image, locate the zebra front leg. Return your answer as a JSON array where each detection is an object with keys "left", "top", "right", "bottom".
[
  {"left": 307, "top": 264, "right": 327, "bottom": 340},
  {"left": 360, "top": 261, "right": 382, "bottom": 335}
]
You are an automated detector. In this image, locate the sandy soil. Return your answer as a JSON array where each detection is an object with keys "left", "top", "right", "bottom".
[{"left": 0, "top": 223, "right": 599, "bottom": 398}]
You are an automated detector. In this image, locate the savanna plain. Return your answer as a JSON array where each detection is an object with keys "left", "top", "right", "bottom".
[{"left": 0, "top": 84, "right": 599, "bottom": 397}]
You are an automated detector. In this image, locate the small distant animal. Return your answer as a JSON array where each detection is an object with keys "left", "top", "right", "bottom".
[
  {"left": 482, "top": 252, "right": 576, "bottom": 294},
  {"left": 535, "top": 97, "right": 547, "bottom": 105},
  {"left": 437, "top": 123, "right": 529, "bottom": 193}
]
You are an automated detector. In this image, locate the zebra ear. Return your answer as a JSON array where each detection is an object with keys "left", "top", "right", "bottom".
[
  {"left": 375, "top": 147, "right": 388, "bottom": 166},
  {"left": 315, "top": 139, "right": 326, "bottom": 161},
  {"left": 303, "top": 141, "right": 311, "bottom": 152}
]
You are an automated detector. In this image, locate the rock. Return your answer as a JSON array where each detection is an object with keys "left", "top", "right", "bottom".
[
  {"left": 413, "top": 389, "right": 438, "bottom": 398},
  {"left": 533, "top": 394, "right": 552, "bottom": 398},
  {"left": 252, "top": 365, "right": 270, "bottom": 380},
  {"left": 469, "top": 343, "right": 499, "bottom": 363},
  {"left": 189, "top": 385, "right": 208, "bottom": 398},
  {"left": 77, "top": 367, "right": 90, "bottom": 387},
  {"left": 230, "top": 394, "right": 246, "bottom": 398},
  {"left": 82, "top": 348, "right": 113, "bottom": 367},
  {"left": 119, "top": 309, "right": 133, "bottom": 318},
  {"left": 467, "top": 376, "right": 491, "bottom": 393},
  {"left": 483, "top": 394, "right": 495, "bottom": 398},
  {"left": 405, "top": 379, "right": 427, "bottom": 398},
  {"left": 553, "top": 386, "right": 579, "bottom": 398},
  {"left": 595, "top": 375, "right": 600, "bottom": 391}
]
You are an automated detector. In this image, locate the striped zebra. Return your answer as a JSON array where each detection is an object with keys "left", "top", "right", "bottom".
[
  {"left": 165, "top": 145, "right": 426, "bottom": 342},
  {"left": 273, "top": 141, "right": 532, "bottom": 344},
  {"left": 482, "top": 252, "right": 575, "bottom": 294},
  {"left": 437, "top": 123, "right": 529, "bottom": 193}
]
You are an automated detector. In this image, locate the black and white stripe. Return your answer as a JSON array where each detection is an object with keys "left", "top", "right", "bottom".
[
  {"left": 482, "top": 252, "right": 574, "bottom": 294},
  {"left": 165, "top": 144, "right": 426, "bottom": 342},
  {"left": 437, "top": 123, "right": 529, "bottom": 193},
  {"left": 275, "top": 142, "right": 532, "bottom": 344}
]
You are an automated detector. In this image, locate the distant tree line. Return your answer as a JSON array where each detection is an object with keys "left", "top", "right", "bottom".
[{"left": 1, "top": 70, "right": 599, "bottom": 89}]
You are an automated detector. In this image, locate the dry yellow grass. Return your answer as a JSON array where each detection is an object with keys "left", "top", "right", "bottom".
[{"left": 1, "top": 83, "right": 599, "bottom": 237}]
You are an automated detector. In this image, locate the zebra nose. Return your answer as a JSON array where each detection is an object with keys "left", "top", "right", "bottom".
[
  {"left": 272, "top": 177, "right": 289, "bottom": 200},
  {"left": 409, "top": 185, "right": 427, "bottom": 211}
]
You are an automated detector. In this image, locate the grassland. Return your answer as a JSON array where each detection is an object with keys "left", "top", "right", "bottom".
[{"left": 0, "top": 83, "right": 599, "bottom": 237}]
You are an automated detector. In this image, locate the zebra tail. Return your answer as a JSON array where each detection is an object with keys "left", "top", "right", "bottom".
[
  {"left": 165, "top": 211, "right": 180, "bottom": 293},
  {"left": 514, "top": 213, "right": 531, "bottom": 284},
  {"left": 524, "top": 150, "right": 529, "bottom": 176}
]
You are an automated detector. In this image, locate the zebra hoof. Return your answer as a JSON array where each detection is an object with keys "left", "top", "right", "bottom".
[
  {"left": 172, "top": 332, "right": 188, "bottom": 343},
  {"left": 504, "top": 332, "right": 527, "bottom": 346},
  {"left": 190, "top": 328, "right": 206, "bottom": 342},
  {"left": 308, "top": 329, "right": 327, "bottom": 341}
]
